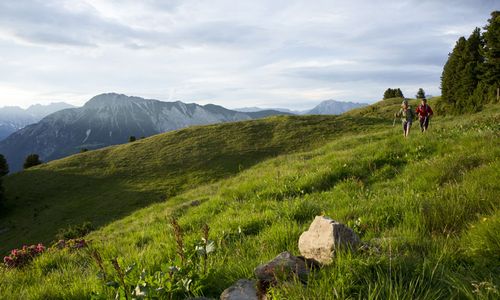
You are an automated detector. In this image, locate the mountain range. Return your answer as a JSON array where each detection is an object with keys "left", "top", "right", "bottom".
[
  {"left": 0, "top": 95, "right": 368, "bottom": 172},
  {"left": 0, "top": 93, "right": 290, "bottom": 172},
  {"left": 0, "top": 102, "right": 75, "bottom": 140},
  {"left": 235, "top": 100, "right": 367, "bottom": 115}
]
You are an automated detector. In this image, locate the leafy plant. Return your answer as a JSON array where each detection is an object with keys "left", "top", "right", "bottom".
[
  {"left": 91, "top": 219, "right": 216, "bottom": 299},
  {"left": 348, "top": 217, "right": 368, "bottom": 237}
]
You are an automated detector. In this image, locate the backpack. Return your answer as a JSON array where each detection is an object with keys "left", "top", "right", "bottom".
[{"left": 418, "top": 104, "right": 430, "bottom": 116}]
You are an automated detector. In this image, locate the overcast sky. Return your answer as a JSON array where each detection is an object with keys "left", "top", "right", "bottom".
[{"left": 0, "top": 0, "right": 497, "bottom": 109}]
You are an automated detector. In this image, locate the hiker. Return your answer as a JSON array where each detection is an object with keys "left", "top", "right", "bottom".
[
  {"left": 395, "top": 99, "right": 415, "bottom": 138},
  {"left": 415, "top": 98, "right": 433, "bottom": 132}
]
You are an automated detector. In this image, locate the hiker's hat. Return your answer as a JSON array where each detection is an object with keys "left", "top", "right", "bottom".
[{"left": 402, "top": 99, "right": 409, "bottom": 106}]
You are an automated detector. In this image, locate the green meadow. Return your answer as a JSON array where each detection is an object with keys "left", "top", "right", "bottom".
[{"left": 1, "top": 98, "right": 499, "bottom": 299}]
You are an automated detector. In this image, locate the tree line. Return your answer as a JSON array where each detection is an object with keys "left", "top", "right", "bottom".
[
  {"left": 438, "top": 11, "right": 500, "bottom": 114},
  {"left": 383, "top": 87, "right": 427, "bottom": 100},
  {"left": 383, "top": 88, "right": 404, "bottom": 99}
]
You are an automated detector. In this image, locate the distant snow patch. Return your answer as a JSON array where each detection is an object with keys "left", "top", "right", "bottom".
[{"left": 82, "top": 129, "right": 91, "bottom": 143}]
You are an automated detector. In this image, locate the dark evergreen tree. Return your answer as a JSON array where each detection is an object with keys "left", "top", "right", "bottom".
[
  {"left": 383, "top": 88, "right": 403, "bottom": 99},
  {"left": 0, "top": 154, "right": 8, "bottom": 177},
  {"left": 395, "top": 88, "right": 404, "bottom": 98},
  {"left": 456, "top": 28, "right": 484, "bottom": 113},
  {"left": 416, "top": 88, "right": 426, "bottom": 99},
  {"left": 481, "top": 11, "right": 500, "bottom": 102},
  {"left": 439, "top": 37, "right": 467, "bottom": 113},
  {"left": 383, "top": 88, "right": 393, "bottom": 99},
  {"left": 0, "top": 154, "right": 7, "bottom": 208},
  {"left": 23, "top": 154, "right": 42, "bottom": 169},
  {"left": 439, "top": 11, "right": 500, "bottom": 114},
  {"left": 129, "top": 136, "right": 136, "bottom": 142},
  {"left": 0, "top": 178, "right": 4, "bottom": 208}
]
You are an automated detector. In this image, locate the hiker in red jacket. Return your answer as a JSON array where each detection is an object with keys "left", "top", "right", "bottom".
[{"left": 415, "top": 98, "right": 433, "bottom": 132}]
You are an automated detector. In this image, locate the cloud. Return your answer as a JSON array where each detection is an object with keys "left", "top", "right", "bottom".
[
  {"left": 286, "top": 64, "right": 440, "bottom": 84},
  {"left": 0, "top": 1, "right": 138, "bottom": 47},
  {"left": 0, "top": 0, "right": 497, "bottom": 109}
]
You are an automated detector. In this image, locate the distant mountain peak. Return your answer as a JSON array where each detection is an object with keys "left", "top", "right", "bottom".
[
  {"left": 235, "top": 107, "right": 299, "bottom": 114},
  {"left": 26, "top": 102, "right": 75, "bottom": 116},
  {"left": 0, "top": 101, "right": 75, "bottom": 141},
  {"left": 234, "top": 100, "right": 367, "bottom": 115},
  {"left": 307, "top": 100, "right": 367, "bottom": 115},
  {"left": 27, "top": 102, "right": 72, "bottom": 109},
  {"left": 84, "top": 93, "right": 152, "bottom": 108}
]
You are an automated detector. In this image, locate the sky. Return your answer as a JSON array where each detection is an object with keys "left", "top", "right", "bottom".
[{"left": 0, "top": 0, "right": 498, "bottom": 110}]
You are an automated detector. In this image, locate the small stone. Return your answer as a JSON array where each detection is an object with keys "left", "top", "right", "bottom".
[
  {"left": 254, "top": 251, "right": 313, "bottom": 284},
  {"left": 220, "top": 279, "right": 259, "bottom": 300},
  {"left": 298, "top": 216, "right": 360, "bottom": 264},
  {"left": 190, "top": 200, "right": 201, "bottom": 207}
]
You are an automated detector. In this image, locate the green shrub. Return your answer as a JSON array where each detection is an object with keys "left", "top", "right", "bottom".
[{"left": 56, "top": 222, "right": 94, "bottom": 240}]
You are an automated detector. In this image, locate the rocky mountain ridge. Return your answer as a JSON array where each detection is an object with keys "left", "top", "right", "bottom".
[{"left": 0, "top": 93, "right": 289, "bottom": 171}]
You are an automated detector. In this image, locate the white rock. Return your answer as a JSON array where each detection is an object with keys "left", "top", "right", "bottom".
[{"left": 298, "top": 216, "right": 360, "bottom": 264}]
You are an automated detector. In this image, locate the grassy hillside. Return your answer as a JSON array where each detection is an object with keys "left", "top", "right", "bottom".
[
  {"left": 1, "top": 99, "right": 499, "bottom": 299},
  {"left": 0, "top": 113, "right": 385, "bottom": 253},
  {"left": 345, "top": 97, "right": 440, "bottom": 118}
]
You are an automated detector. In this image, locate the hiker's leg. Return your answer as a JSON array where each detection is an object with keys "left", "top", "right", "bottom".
[
  {"left": 402, "top": 122, "right": 407, "bottom": 137},
  {"left": 424, "top": 117, "right": 429, "bottom": 131},
  {"left": 420, "top": 118, "right": 425, "bottom": 132},
  {"left": 406, "top": 122, "right": 412, "bottom": 137}
]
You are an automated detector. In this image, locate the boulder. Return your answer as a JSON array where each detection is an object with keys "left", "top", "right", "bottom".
[
  {"left": 220, "top": 279, "right": 259, "bottom": 300},
  {"left": 254, "top": 251, "right": 315, "bottom": 284},
  {"left": 298, "top": 216, "right": 360, "bottom": 264}
]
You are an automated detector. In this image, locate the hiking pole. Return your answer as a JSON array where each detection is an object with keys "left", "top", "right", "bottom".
[{"left": 393, "top": 118, "right": 396, "bottom": 127}]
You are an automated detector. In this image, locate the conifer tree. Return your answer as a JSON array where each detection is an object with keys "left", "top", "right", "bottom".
[
  {"left": 440, "top": 37, "right": 467, "bottom": 112},
  {"left": 416, "top": 88, "right": 426, "bottom": 99},
  {"left": 457, "top": 28, "right": 484, "bottom": 112},
  {"left": 0, "top": 154, "right": 8, "bottom": 177},
  {"left": 23, "top": 154, "right": 42, "bottom": 169},
  {"left": 482, "top": 11, "right": 500, "bottom": 102},
  {"left": 0, "top": 178, "right": 4, "bottom": 208},
  {"left": 383, "top": 88, "right": 392, "bottom": 99},
  {"left": 383, "top": 88, "right": 403, "bottom": 99},
  {"left": 395, "top": 88, "right": 404, "bottom": 98},
  {"left": 439, "top": 11, "right": 500, "bottom": 114},
  {"left": 0, "top": 154, "right": 7, "bottom": 208}
]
